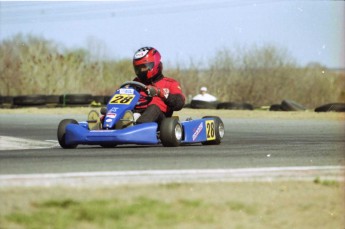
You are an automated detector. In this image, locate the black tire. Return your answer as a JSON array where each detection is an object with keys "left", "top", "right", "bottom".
[
  {"left": 1, "top": 96, "right": 13, "bottom": 108},
  {"left": 45, "top": 95, "right": 60, "bottom": 104},
  {"left": 217, "top": 102, "right": 253, "bottom": 110},
  {"left": 2, "top": 96, "right": 13, "bottom": 104},
  {"left": 60, "top": 94, "right": 93, "bottom": 105},
  {"left": 201, "top": 116, "right": 225, "bottom": 145},
  {"left": 45, "top": 95, "right": 60, "bottom": 107},
  {"left": 103, "top": 96, "right": 112, "bottom": 105},
  {"left": 314, "top": 103, "right": 345, "bottom": 112},
  {"left": 13, "top": 95, "right": 46, "bottom": 106},
  {"left": 57, "top": 119, "right": 78, "bottom": 149},
  {"left": 281, "top": 99, "right": 306, "bottom": 111},
  {"left": 190, "top": 100, "right": 218, "bottom": 109},
  {"left": 269, "top": 104, "right": 284, "bottom": 111},
  {"left": 160, "top": 118, "right": 183, "bottom": 147}
]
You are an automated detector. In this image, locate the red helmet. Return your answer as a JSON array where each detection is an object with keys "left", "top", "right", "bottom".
[{"left": 133, "top": 47, "right": 162, "bottom": 83}]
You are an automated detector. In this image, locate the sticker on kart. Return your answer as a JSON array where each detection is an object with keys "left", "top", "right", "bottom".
[
  {"left": 205, "top": 120, "right": 216, "bottom": 141},
  {"left": 109, "top": 94, "right": 135, "bottom": 104}
]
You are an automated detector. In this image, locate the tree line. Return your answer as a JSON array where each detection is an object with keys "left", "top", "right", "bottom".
[{"left": 1, "top": 34, "right": 344, "bottom": 108}]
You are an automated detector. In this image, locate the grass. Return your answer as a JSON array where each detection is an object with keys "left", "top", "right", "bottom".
[{"left": 0, "top": 181, "right": 344, "bottom": 229}]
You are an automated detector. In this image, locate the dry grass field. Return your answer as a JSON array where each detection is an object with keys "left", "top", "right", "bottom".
[{"left": 0, "top": 181, "right": 344, "bottom": 229}]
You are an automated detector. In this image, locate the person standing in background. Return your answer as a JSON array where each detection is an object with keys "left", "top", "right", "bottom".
[{"left": 192, "top": 86, "right": 217, "bottom": 102}]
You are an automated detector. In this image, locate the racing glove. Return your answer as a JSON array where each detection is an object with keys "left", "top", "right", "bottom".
[{"left": 146, "top": 85, "right": 169, "bottom": 99}]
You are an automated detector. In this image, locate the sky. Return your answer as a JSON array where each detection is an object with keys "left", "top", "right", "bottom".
[{"left": 0, "top": 0, "right": 344, "bottom": 68}]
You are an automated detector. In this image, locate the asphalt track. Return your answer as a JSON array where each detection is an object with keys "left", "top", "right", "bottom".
[{"left": 0, "top": 113, "right": 344, "bottom": 185}]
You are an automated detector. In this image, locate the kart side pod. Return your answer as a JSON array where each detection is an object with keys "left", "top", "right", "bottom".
[{"left": 58, "top": 119, "right": 159, "bottom": 148}]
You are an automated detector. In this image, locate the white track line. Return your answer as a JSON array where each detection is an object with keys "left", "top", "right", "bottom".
[
  {"left": 0, "top": 166, "right": 343, "bottom": 187},
  {"left": 0, "top": 136, "right": 57, "bottom": 150}
]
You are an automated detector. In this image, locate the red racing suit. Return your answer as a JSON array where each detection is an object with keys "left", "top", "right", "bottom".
[{"left": 134, "top": 75, "right": 185, "bottom": 118}]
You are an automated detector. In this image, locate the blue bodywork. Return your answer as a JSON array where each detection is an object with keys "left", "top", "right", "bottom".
[
  {"left": 65, "top": 122, "right": 159, "bottom": 145},
  {"left": 61, "top": 82, "right": 217, "bottom": 147},
  {"left": 65, "top": 118, "right": 213, "bottom": 146}
]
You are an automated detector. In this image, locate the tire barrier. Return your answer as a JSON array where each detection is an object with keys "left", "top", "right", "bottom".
[
  {"left": 45, "top": 95, "right": 60, "bottom": 104},
  {"left": 217, "top": 102, "right": 253, "bottom": 110},
  {"left": 13, "top": 95, "right": 46, "bottom": 106},
  {"left": 59, "top": 94, "right": 93, "bottom": 106},
  {"left": 190, "top": 100, "right": 219, "bottom": 109},
  {"left": 103, "top": 96, "right": 112, "bottom": 105},
  {"left": 0, "top": 96, "right": 13, "bottom": 108},
  {"left": 314, "top": 103, "right": 345, "bottom": 112},
  {"left": 269, "top": 104, "right": 284, "bottom": 111},
  {"left": 281, "top": 99, "right": 306, "bottom": 111},
  {"left": 92, "top": 95, "right": 106, "bottom": 104},
  {"left": 269, "top": 99, "right": 306, "bottom": 112},
  {"left": 2, "top": 96, "right": 14, "bottom": 104},
  {"left": 1, "top": 94, "right": 344, "bottom": 112},
  {"left": 90, "top": 95, "right": 106, "bottom": 107},
  {"left": 0, "top": 94, "right": 107, "bottom": 108}
]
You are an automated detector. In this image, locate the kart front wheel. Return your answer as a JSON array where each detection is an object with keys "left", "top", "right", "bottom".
[
  {"left": 160, "top": 118, "right": 183, "bottom": 147},
  {"left": 201, "top": 116, "right": 224, "bottom": 145},
  {"left": 57, "top": 119, "right": 78, "bottom": 149}
]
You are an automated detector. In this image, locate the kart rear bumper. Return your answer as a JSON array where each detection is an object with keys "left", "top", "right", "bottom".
[{"left": 65, "top": 123, "right": 159, "bottom": 146}]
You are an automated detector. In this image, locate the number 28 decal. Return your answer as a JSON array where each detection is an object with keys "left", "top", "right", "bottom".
[
  {"left": 109, "top": 94, "right": 135, "bottom": 104},
  {"left": 205, "top": 120, "right": 216, "bottom": 140}
]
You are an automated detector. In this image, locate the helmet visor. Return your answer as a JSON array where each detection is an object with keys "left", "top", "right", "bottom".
[{"left": 134, "top": 62, "right": 154, "bottom": 75}]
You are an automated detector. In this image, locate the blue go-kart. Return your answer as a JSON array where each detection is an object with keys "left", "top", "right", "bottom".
[{"left": 57, "top": 81, "right": 225, "bottom": 148}]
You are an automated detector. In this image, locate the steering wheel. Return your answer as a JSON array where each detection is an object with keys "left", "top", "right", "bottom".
[
  {"left": 119, "top": 81, "right": 152, "bottom": 107},
  {"left": 119, "top": 81, "right": 147, "bottom": 92}
]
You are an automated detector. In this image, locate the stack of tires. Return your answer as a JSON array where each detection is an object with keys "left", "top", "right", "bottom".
[
  {"left": 216, "top": 102, "right": 253, "bottom": 110},
  {"left": 189, "top": 100, "right": 254, "bottom": 110},
  {"left": 0, "top": 94, "right": 102, "bottom": 108},
  {"left": 45, "top": 95, "right": 61, "bottom": 107},
  {"left": 314, "top": 103, "right": 345, "bottom": 112},
  {"left": 0, "top": 96, "right": 13, "bottom": 108},
  {"left": 59, "top": 94, "right": 93, "bottom": 107},
  {"left": 269, "top": 100, "right": 345, "bottom": 112},
  {"left": 269, "top": 99, "right": 306, "bottom": 111},
  {"left": 190, "top": 100, "right": 219, "bottom": 109},
  {"left": 13, "top": 95, "right": 47, "bottom": 107}
]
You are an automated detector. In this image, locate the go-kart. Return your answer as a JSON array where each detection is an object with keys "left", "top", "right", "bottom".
[{"left": 57, "top": 81, "right": 225, "bottom": 148}]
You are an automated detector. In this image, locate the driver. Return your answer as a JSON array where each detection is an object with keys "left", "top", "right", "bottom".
[{"left": 132, "top": 47, "right": 185, "bottom": 124}]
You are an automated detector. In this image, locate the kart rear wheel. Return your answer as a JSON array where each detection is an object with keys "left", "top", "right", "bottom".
[
  {"left": 160, "top": 118, "right": 183, "bottom": 147},
  {"left": 201, "top": 116, "right": 224, "bottom": 145},
  {"left": 57, "top": 119, "right": 78, "bottom": 149}
]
